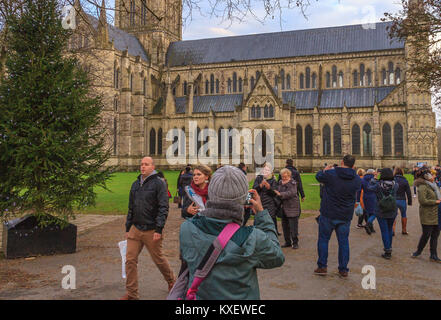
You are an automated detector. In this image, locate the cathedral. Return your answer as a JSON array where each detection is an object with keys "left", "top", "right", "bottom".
[{"left": 72, "top": 0, "right": 437, "bottom": 171}]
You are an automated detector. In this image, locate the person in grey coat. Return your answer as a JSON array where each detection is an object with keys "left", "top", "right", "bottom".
[{"left": 275, "top": 168, "right": 300, "bottom": 249}]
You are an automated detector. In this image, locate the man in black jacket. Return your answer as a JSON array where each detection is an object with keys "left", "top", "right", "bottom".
[{"left": 121, "top": 157, "right": 175, "bottom": 300}]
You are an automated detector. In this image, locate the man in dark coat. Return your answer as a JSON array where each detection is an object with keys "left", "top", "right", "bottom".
[
  {"left": 121, "top": 157, "right": 175, "bottom": 300},
  {"left": 314, "top": 155, "right": 362, "bottom": 278}
]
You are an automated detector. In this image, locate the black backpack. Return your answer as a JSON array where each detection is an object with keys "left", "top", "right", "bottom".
[{"left": 378, "top": 185, "right": 397, "bottom": 213}]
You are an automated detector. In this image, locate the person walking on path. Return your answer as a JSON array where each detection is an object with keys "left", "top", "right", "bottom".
[
  {"left": 358, "top": 169, "right": 378, "bottom": 235},
  {"left": 314, "top": 155, "right": 362, "bottom": 278},
  {"left": 179, "top": 165, "right": 285, "bottom": 299},
  {"left": 121, "top": 157, "right": 175, "bottom": 300},
  {"left": 355, "top": 169, "right": 367, "bottom": 228},
  {"left": 393, "top": 167, "right": 412, "bottom": 235},
  {"left": 274, "top": 168, "right": 300, "bottom": 249},
  {"left": 367, "top": 168, "right": 399, "bottom": 259},
  {"left": 181, "top": 165, "right": 212, "bottom": 219},
  {"left": 253, "top": 163, "right": 281, "bottom": 235},
  {"left": 412, "top": 168, "right": 441, "bottom": 263}
]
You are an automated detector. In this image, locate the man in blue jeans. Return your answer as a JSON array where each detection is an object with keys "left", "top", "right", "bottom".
[{"left": 315, "top": 155, "right": 361, "bottom": 277}]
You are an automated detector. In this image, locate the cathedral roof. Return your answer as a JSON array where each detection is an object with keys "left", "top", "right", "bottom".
[
  {"left": 173, "top": 86, "right": 396, "bottom": 113},
  {"left": 166, "top": 21, "right": 403, "bottom": 66},
  {"left": 283, "top": 86, "right": 396, "bottom": 109},
  {"left": 87, "top": 15, "right": 149, "bottom": 62},
  {"left": 175, "top": 94, "right": 243, "bottom": 113}
]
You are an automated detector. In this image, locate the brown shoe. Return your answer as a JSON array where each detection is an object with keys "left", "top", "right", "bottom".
[
  {"left": 314, "top": 267, "right": 327, "bottom": 276},
  {"left": 338, "top": 270, "right": 348, "bottom": 278},
  {"left": 119, "top": 293, "right": 138, "bottom": 300}
]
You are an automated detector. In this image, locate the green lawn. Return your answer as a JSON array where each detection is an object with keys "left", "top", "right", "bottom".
[{"left": 79, "top": 171, "right": 414, "bottom": 215}]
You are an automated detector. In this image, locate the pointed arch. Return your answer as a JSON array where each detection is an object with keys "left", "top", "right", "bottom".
[
  {"left": 233, "top": 72, "right": 237, "bottom": 92},
  {"left": 306, "top": 67, "right": 311, "bottom": 89},
  {"left": 296, "top": 125, "right": 303, "bottom": 155},
  {"left": 323, "top": 124, "right": 331, "bottom": 155},
  {"left": 394, "top": 122, "right": 404, "bottom": 156},
  {"left": 210, "top": 74, "right": 215, "bottom": 94},
  {"left": 363, "top": 123, "right": 372, "bottom": 156},
  {"left": 352, "top": 124, "right": 360, "bottom": 155},
  {"left": 333, "top": 124, "right": 342, "bottom": 155},
  {"left": 286, "top": 74, "right": 291, "bottom": 89},
  {"left": 300, "top": 73, "right": 304, "bottom": 89},
  {"left": 149, "top": 128, "right": 156, "bottom": 155},
  {"left": 332, "top": 65, "right": 337, "bottom": 88},
  {"left": 382, "top": 123, "right": 392, "bottom": 156},
  {"left": 305, "top": 125, "right": 313, "bottom": 155}
]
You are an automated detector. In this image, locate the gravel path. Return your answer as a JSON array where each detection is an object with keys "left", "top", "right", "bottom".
[{"left": 1, "top": 198, "right": 441, "bottom": 300}]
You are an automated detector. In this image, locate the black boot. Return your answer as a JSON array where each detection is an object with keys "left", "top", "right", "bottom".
[
  {"left": 411, "top": 251, "right": 421, "bottom": 258},
  {"left": 430, "top": 254, "right": 441, "bottom": 263},
  {"left": 382, "top": 248, "right": 392, "bottom": 260},
  {"left": 364, "top": 223, "right": 372, "bottom": 235}
]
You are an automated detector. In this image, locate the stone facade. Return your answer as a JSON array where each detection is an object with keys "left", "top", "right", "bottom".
[{"left": 74, "top": 0, "right": 437, "bottom": 172}]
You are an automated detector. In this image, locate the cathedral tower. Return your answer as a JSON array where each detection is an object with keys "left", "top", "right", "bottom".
[
  {"left": 114, "top": 0, "right": 182, "bottom": 66},
  {"left": 405, "top": 0, "right": 438, "bottom": 165}
]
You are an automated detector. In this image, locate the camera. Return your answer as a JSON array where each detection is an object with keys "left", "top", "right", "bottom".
[{"left": 245, "top": 192, "right": 253, "bottom": 205}]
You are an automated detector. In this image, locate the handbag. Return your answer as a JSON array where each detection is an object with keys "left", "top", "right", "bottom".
[
  {"left": 166, "top": 222, "right": 240, "bottom": 300},
  {"left": 173, "top": 192, "right": 180, "bottom": 204}
]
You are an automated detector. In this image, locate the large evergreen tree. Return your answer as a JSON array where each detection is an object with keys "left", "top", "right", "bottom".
[{"left": 0, "top": 0, "right": 113, "bottom": 226}]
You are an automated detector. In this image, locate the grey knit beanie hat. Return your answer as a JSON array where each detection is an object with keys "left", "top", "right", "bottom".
[{"left": 208, "top": 165, "right": 249, "bottom": 205}]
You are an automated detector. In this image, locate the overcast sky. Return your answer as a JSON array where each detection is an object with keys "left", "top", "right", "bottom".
[{"left": 181, "top": 0, "right": 404, "bottom": 40}]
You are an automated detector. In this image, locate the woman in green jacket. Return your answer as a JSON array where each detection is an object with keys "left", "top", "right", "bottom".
[
  {"left": 412, "top": 168, "right": 441, "bottom": 262},
  {"left": 179, "top": 165, "right": 285, "bottom": 299}
]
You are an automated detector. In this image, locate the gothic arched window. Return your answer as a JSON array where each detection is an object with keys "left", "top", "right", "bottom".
[
  {"left": 352, "top": 124, "right": 360, "bottom": 155},
  {"left": 216, "top": 79, "right": 220, "bottom": 93},
  {"left": 256, "top": 106, "right": 262, "bottom": 118},
  {"left": 250, "top": 76, "right": 255, "bottom": 89},
  {"left": 238, "top": 78, "right": 243, "bottom": 92},
  {"left": 394, "top": 123, "right": 404, "bottom": 156},
  {"left": 227, "top": 78, "right": 232, "bottom": 93},
  {"left": 326, "top": 72, "right": 331, "bottom": 88},
  {"left": 281, "top": 69, "right": 285, "bottom": 90},
  {"left": 300, "top": 73, "right": 304, "bottom": 89},
  {"left": 233, "top": 73, "right": 237, "bottom": 92},
  {"left": 149, "top": 128, "right": 156, "bottom": 155},
  {"left": 264, "top": 105, "right": 269, "bottom": 118},
  {"left": 269, "top": 105, "right": 274, "bottom": 118},
  {"left": 210, "top": 74, "right": 215, "bottom": 94},
  {"left": 388, "top": 61, "right": 395, "bottom": 84},
  {"left": 305, "top": 125, "right": 313, "bottom": 155},
  {"left": 183, "top": 81, "right": 188, "bottom": 96},
  {"left": 323, "top": 124, "right": 331, "bottom": 155},
  {"left": 363, "top": 123, "right": 372, "bottom": 156},
  {"left": 312, "top": 73, "right": 317, "bottom": 89},
  {"left": 333, "top": 124, "right": 342, "bottom": 155},
  {"left": 383, "top": 123, "right": 392, "bottom": 156},
  {"left": 338, "top": 71, "right": 344, "bottom": 87},
  {"left": 205, "top": 80, "right": 209, "bottom": 94},
  {"left": 332, "top": 65, "right": 337, "bottom": 88},
  {"left": 286, "top": 74, "right": 291, "bottom": 89},
  {"left": 218, "top": 127, "right": 225, "bottom": 155},
  {"left": 306, "top": 67, "right": 311, "bottom": 89},
  {"left": 353, "top": 70, "right": 358, "bottom": 87},
  {"left": 395, "top": 68, "right": 401, "bottom": 84},
  {"left": 251, "top": 106, "right": 256, "bottom": 118},
  {"left": 296, "top": 125, "right": 303, "bottom": 155},
  {"left": 157, "top": 128, "right": 163, "bottom": 156},
  {"left": 382, "top": 69, "right": 387, "bottom": 85},
  {"left": 367, "top": 69, "right": 372, "bottom": 86}
]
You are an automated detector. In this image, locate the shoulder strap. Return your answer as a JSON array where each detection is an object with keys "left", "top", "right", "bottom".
[{"left": 185, "top": 222, "right": 240, "bottom": 300}]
